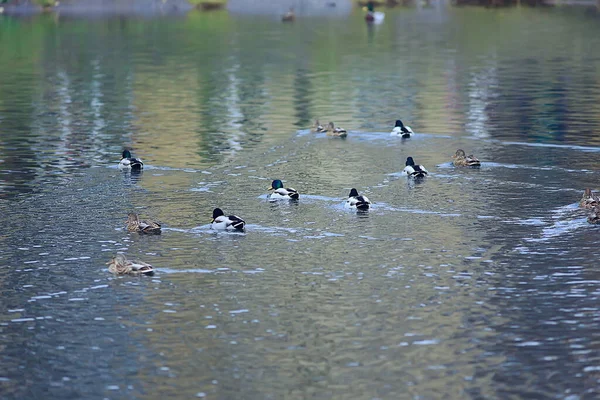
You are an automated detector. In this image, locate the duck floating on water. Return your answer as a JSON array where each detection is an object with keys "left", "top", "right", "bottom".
[
  {"left": 119, "top": 149, "right": 143, "bottom": 171},
  {"left": 390, "top": 119, "right": 413, "bottom": 138},
  {"left": 211, "top": 208, "right": 246, "bottom": 231},
  {"left": 326, "top": 122, "right": 348, "bottom": 138},
  {"left": 126, "top": 213, "right": 161, "bottom": 234},
  {"left": 580, "top": 188, "right": 600, "bottom": 209},
  {"left": 282, "top": 7, "right": 295, "bottom": 22},
  {"left": 268, "top": 179, "right": 299, "bottom": 200},
  {"left": 452, "top": 149, "right": 481, "bottom": 167},
  {"left": 365, "top": 1, "right": 385, "bottom": 24},
  {"left": 345, "top": 188, "right": 371, "bottom": 210},
  {"left": 312, "top": 120, "right": 327, "bottom": 133},
  {"left": 588, "top": 206, "right": 600, "bottom": 224},
  {"left": 403, "top": 157, "right": 428, "bottom": 178},
  {"left": 107, "top": 253, "right": 154, "bottom": 276}
]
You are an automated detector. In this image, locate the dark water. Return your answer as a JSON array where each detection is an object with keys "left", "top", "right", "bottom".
[{"left": 2, "top": 4, "right": 600, "bottom": 399}]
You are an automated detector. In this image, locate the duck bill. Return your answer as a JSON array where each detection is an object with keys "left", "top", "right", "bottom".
[{"left": 267, "top": 187, "right": 274, "bottom": 191}]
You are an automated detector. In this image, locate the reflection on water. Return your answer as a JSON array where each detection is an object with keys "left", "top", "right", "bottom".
[{"left": 1, "top": 5, "right": 600, "bottom": 400}]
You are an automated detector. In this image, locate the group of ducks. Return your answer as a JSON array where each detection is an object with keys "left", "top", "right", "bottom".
[{"left": 109, "top": 118, "right": 486, "bottom": 275}]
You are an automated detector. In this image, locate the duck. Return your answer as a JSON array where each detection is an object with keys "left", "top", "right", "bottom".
[
  {"left": 126, "top": 213, "right": 161, "bottom": 234},
  {"left": 345, "top": 188, "right": 371, "bottom": 210},
  {"left": 390, "top": 119, "right": 414, "bottom": 138},
  {"left": 312, "top": 120, "right": 327, "bottom": 133},
  {"left": 107, "top": 253, "right": 154, "bottom": 276},
  {"left": 588, "top": 206, "right": 600, "bottom": 224},
  {"left": 326, "top": 122, "right": 348, "bottom": 138},
  {"left": 365, "top": 1, "right": 385, "bottom": 24},
  {"left": 211, "top": 208, "right": 246, "bottom": 231},
  {"left": 119, "top": 149, "right": 143, "bottom": 171},
  {"left": 403, "top": 157, "right": 428, "bottom": 178},
  {"left": 282, "top": 7, "right": 295, "bottom": 22},
  {"left": 580, "top": 188, "right": 600, "bottom": 209},
  {"left": 268, "top": 179, "right": 299, "bottom": 200},
  {"left": 452, "top": 149, "right": 481, "bottom": 167}
]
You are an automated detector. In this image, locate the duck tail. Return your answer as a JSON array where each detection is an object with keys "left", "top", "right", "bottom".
[
  {"left": 130, "top": 160, "right": 143, "bottom": 171},
  {"left": 356, "top": 201, "right": 370, "bottom": 210},
  {"left": 290, "top": 192, "right": 300, "bottom": 200}
]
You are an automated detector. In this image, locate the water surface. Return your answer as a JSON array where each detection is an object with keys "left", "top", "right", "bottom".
[{"left": 1, "top": 5, "right": 600, "bottom": 399}]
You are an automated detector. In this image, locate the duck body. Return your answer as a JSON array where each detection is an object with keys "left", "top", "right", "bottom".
[
  {"left": 452, "top": 149, "right": 481, "bottom": 167},
  {"left": 119, "top": 149, "right": 143, "bottom": 171},
  {"left": 312, "top": 120, "right": 327, "bottom": 133},
  {"left": 282, "top": 8, "right": 295, "bottom": 22},
  {"left": 580, "top": 188, "right": 600, "bottom": 209},
  {"left": 390, "top": 119, "right": 413, "bottom": 138},
  {"left": 107, "top": 253, "right": 154, "bottom": 276},
  {"left": 211, "top": 208, "right": 246, "bottom": 231},
  {"left": 345, "top": 188, "right": 371, "bottom": 210},
  {"left": 365, "top": 2, "right": 384, "bottom": 23},
  {"left": 326, "top": 122, "right": 348, "bottom": 138},
  {"left": 268, "top": 179, "right": 299, "bottom": 200},
  {"left": 126, "top": 213, "right": 161, "bottom": 234},
  {"left": 403, "top": 157, "right": 428, "bottom": 178},
  {"left": 588, "top": 206, "right": 600, "bottom": 224}
]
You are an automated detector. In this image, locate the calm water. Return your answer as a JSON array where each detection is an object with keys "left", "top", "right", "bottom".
[{"left": 2, "top": 4, "right": 600, "bottom": 399}]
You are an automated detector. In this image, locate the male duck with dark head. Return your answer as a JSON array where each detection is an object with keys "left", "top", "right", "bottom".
[
  {"left": 268, "top": 179, "right": 299, "bottom": 200},
  {"left": 211, "top": 208, "right": 246, "bottom": 231},
  {"left": 580, "top": 188, "right": 600, "bottom": 209},
  {"left": 403, "top": 157, "right": 428, "bottom": 178},
  {"left": 390, "top": 119, "right": 413, "bottom": 138},
  {"left": 119, "top": 149, "right": 144, "bottom": 171},
  {"left": 345, "top": 188, "right": 371, "bottom": 210},
  {"left": 452, "top": 149, "right": 481, "bottom": 167}
]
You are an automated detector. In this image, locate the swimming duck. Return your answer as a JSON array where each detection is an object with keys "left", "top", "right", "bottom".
[
  {"left": 107, "top": 253, "right": 154, "bottom": 276},
  {"left": 326, "top": 122, "right": 348, "bottom": 138},
  {"left": 312, "top": 120, "right": 327, "bottom": 133},
  {"left": 580, "top": 188, "right": 600, "bottom": 209},
  {"left": 268, "top": 179, "right": 299, "bottom": 200},
  {"left": 126, "top": 213, "right": 161, "bottom": 234},
  {"left": 211, "top": 208, "right": 246, "bottom": 231},
  {"left": 119, "top": 149, "right": 143, "bottom": 171},
  {"left": 452, "top": 149, "right": 481, "bottom": 167},
  {"left": 403, "top": 157, "right": 428, "bottom": 178},
  {"left": 588, "top": 206, "right": 600, "bottom": 224},
  {"left": 390, "top": 119, "right": 414, "bottom": 138},
  {"left": 345, "top": 188, "right": 371, "bottom": 210},
  {"left": 282, "top": 7, "right": 295, "bottom": 22},
  {"left": 365, "top": 1, "right": 385, "bottom": 23}
]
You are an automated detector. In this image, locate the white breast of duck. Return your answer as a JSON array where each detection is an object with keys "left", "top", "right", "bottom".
[
  {"left": 345, "top": 188, "right": 371, "bottom": 210},
  {"left": 390, "top": 119, "right": 413, "bottom": 138}
]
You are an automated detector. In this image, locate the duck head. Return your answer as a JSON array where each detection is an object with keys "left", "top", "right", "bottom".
[
  {"left": 269, "top": 179, "right": 284, "bottom": 190},
  {"left": 122, "top": 149, "right": 132, "bottom": 159},
  {"left": 394, "top": 120, "right": 405, "bottom": 128},
  {"left": 212, "top": 208, "right": 224, "bottom": 222},
  {"left": 349, "top": 188, "right": 359, "bottom": 197},
  {"left": 454, "top": 149, "right": 466, "bottom": 158},
  {"left": 406, "top": 157, "right": 416, "bottom": 166}
]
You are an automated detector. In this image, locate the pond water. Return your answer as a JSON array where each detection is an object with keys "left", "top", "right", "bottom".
[{"left": 2, "top": 4, "right": 600, "bottom": 399}]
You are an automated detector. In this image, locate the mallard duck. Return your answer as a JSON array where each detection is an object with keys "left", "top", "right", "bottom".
[
  {"left": 345, "top": 188, "right": 371, "bottom": 210},
  {"left": 126, "top": 213, "right": 161, "bottom": 234},
  {"left": 365, "top": 1, "right": 385, "bottom": 23},
  {"left": 211, "top": 208, "right": 246, "bottom": 231},
  {"left": 312, "top": 120, "right": 327, "bottom": 133},
  {"left": 452, "top": 149, "right": 481, "bottom": 167},
  {"left": 107, "top": 253, "right": 154, "bottom": 276},
  {"left": 580, "top": 188, "right": 600, "bottom": 209},
  {"left": 326, "top": 122, "right": 348, "bottom": 138},
  {"left": 282, "top": 7, "right": 295, "bottom": 22},
  {"left": 588, "top": 206, "right": 600, "bottom": 224},
  {"left": 119, "top": 149, "right": 143, "bottom": 171},
  {"left": 390, "top": 119, "right": 414, "bottom": 138},
  {"left": 403, "top": 157, "right": 428, "bottom": 178},
  {"left": 268, "top": 179, "right": 299, "bottom": 200}
]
